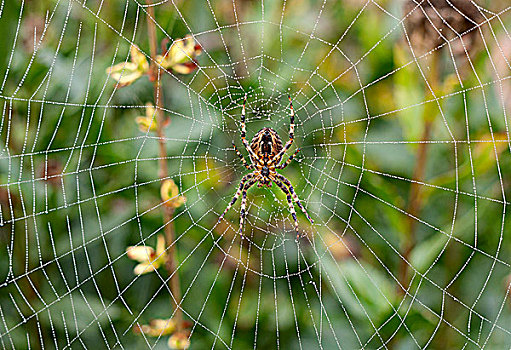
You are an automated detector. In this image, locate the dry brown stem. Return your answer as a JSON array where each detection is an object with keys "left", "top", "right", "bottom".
[
  {"left": 145, "top": 3, "right": 183, "bottom": 330},
  {"left": 398, "top": 52, "right": 439, "bottom": 293}
]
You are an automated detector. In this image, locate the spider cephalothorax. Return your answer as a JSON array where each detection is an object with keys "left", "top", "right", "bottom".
[{"left": 218, "top": 95, "right": 313, "bottom": 240}]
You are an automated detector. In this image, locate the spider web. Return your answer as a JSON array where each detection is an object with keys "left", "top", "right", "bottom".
[{"left": 1, "top": 0, "right": 511, "bottom": 348}]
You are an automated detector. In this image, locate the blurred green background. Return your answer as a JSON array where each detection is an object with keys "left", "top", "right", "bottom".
[{"left": 1, "top": 0, "right": 511, "bottom": 348}]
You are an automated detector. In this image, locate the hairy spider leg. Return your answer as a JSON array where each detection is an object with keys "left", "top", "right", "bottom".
[
  {"left": 276, "top": 173, "right": 314, "bottom": 224},
  {"left": 239, "top": 176, "right": 259, "bottom": 236},
  {"left": 271, "top": 95, "right": 295, "bottom": 165},
  {"left": 232, "top": 142, "right": 253, "bottom": 170},
  {"left": 218, "top": 173, "right": 255, "bottom": 222},
  {"left": 277, "top": 148, "right": 300, "bottom": 169},
  {"left": 240, "top": 95, "right": 260, "bottom": 164},
  {"left": 274, "top": 178, "right": 301, "bottom": 240}
]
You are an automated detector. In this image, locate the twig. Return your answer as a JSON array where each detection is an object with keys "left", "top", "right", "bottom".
[
  {"left": 398, "top": 52, "right": 439, "bottom": 293},
  {"left": 145, "top": 3, "right": 183, "bottom": 330}
]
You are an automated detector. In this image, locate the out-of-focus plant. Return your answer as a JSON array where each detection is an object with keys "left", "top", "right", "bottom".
[
  {"left": 134, "top": 318, "right": 192, "bottom": 350},
  {"left": 134, "top": 317, "right": 176, "bottom": 336},
  {"left": 161, "top": 179, "right": 186, "bottom": 209},
  {"left": 135, "top": 103, "right": 158, "bottom": 132},
  {"left": 156, "top": 35, "right": 202, "bottom": 74},
  {"left": 126, "top": 234, "right": 167, "bottom": 275},
  {"left": 105, "top": 6, "right": 199, "bottom": 344},
  {"left": 398, "top": 0, "right": 486, "bottom": 295},
  {"left": 106, "top": 36, "right": 200, "bottom": 88},
  {"left": 323, "top": 232, "right": 358, "bottom": 261},
  {"left": 106, "top": 46, "right": 149, "bottom": 87},
  {"left": 403, "top": 0, "right": 483, "bottom": 57},
  {"left": 168, "top": 331, "right": 191, "bottom": 350}
]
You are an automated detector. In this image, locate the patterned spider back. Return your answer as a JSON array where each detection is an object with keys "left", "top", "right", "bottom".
[{"left": 250, "top": 127, "right": 283, "bottom": 160}]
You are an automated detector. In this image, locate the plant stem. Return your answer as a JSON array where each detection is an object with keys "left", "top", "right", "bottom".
[
  {"left": 145, "top": 3, "right": 183, "bottom": 330},
  {"left": 398, "top": 52, "right": 439, "bottom": 293}
]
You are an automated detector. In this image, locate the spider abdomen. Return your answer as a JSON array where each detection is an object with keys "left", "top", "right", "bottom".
[{"left": 250, "top": 127, "right": 283, "bottom": 159}]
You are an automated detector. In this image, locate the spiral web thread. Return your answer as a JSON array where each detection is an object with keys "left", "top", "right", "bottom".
[{"left": 0, "top": 0, "right": 511, "bottom": 348}]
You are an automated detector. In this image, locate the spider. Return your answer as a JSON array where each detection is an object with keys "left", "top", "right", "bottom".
[{"left": 218, "top": 95, "right": 313, "bottom": 241}]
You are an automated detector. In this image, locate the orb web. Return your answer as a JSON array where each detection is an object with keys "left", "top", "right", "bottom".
[{"left": 1, "top": 0, "right": 511, "bottom": 348}]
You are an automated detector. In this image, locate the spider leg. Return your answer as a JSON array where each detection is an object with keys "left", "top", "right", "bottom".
[
  {"left": 274, "top": 178, "right": 301, "bottom": 240},
  {"left": 218, "top": 173, "right": 254, "bottom": 222},
  {"left": 232, "top": 142, "right": 253, "bottom": 170},
  {"left": 276, "top": 173, "right": 314, "bottom": 224},
  {"left": 239, "top": 176, "right": 258, "bottom": 236},
  {"left": 240, "top": 94, "right": 260, "bottom": 163},
  {"left": 272, "top": 95, "right": 296, "bottom": 166},
  {"left": 277, "top": 148, "right": 300, "bottom": 169}
]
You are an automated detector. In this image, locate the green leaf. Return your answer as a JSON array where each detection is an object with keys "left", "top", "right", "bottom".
[{"left": 320, "top": 258, "right": 396, "bottom": 324}]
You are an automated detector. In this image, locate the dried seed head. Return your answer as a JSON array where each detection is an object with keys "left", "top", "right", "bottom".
[
  {"left": 403, "top": 0, "right": 484, "bottom": 56},
  {"left": 38, "top": 159, "right": 63, "bottom": 187}
]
